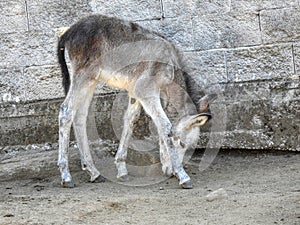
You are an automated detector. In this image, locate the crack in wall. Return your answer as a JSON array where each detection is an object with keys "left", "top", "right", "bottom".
[
  {"left": 257, "top": 10, "right": 263, "bottom": 45},
  {"left": 223, "top": 51, "right": 229, "bottom": 83},
  {"left": 292, "top": 44, "right": 297, "bottom": 74},
  {"left": 160, "top": 0, "right": 165, "bottom": 19},
  {"left": 24, "top": 0, "right": 30, "bottom": 31}
]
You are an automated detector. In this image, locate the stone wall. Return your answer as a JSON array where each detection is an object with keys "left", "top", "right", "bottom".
[{"left": 0, "top": 0, "right": 299, "bottom": 151}]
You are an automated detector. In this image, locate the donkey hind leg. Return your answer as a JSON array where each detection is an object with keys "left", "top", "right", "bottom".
[
  {"left": 73, "top": 84, "right": 105, "bottom": 183},
  {"left": 58, "top": 79, "right": 98, "bottom": 188},
  {"left": 139, "top": 95, "right": 192, "bottom": 188},
  {"left": 58, "top": 96, "right": 74, "bottom": 188},
  {"left": 115, "top": 97, "right": 141, "bottom": 181}
]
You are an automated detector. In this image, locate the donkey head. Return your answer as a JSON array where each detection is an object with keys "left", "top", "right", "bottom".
[{"left": 173, "top": 93, "right": 217, "bottom": 166}]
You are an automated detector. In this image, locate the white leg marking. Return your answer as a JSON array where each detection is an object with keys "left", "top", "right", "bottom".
[
  {"left": 159, "top": 137, "right": 172, "bottom": 176},
  {"left": 58, "top": 98, "right": 74, "bottom": 184},
  {"left": 115, "top": 97, "right": 141, "bottom": 179}
]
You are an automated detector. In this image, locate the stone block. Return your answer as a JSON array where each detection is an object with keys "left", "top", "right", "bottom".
[
  {"left": 193, "top": 13, "right": 261, "bottom": 50},
  {"left": 0, "top": 66, "right": 115, "bottom": 105},
  {"left": 292, "top": 44, "right": 300, "bottom": 76},
  {"left": 0, "top": 33, "right": 23, "bottom": 68},
  {"left": 0, "top": 115, "right": 60, "bottom": 145},
  {"left": 89, "top": 0, "right": 162, "bottom": 21},
  {"left": 23, "top": 66, "right": 64, "bottom": 101},
  {"left": 89, "top": 94, "right": 118, "bottom": 141},
  {"left": 0, "top": 98, "right": 58, "bottom": 119},
  {"left": 0, "top": 30, "right": 56, "bottom": 68},
  {"left": 138, "top": 16, "right": 194, "bottom": 50},
  {"left": 0, "top": 68, "right": 24, "bottom": 103},
  {"left": 183, "top": 51, "right": 227, "bottom": 85},
  {"left": 0, "top": 0, "right": 27, "bottom": 33},
  {"left": 182, "top": 51, "right": 227, "bottom": 101},
  {"left": 226, "top": 45, "right": 294, "bottom": 82},
  {"left": 27, "top": 0, "right": 91, "bottom": 31},
  {"left": 230, "top": 0, "right": 298, "bottom": 12},
  {"left": 260, "top": 8, "right": 300, "bottom": 44},
  {"left": 199, "top": 80, "right": 300, "bottom": 151},
  {"left": 162, "top": 0, "right": 231, "bottom": 17},
  {"left": 0, "top": 99, "right": 62, "bottom": 145},
  {"left": 0, "top": 94, "right": 118, "bottom": 146},
  {"left": 223, "top": 82, "right": 267, "bottom": 103},
  {"left": 0, "top": 66, "right": 63, "bottom": 103},
  {"left": 226, "top": 99, "right": 300, "bottom": 151}
]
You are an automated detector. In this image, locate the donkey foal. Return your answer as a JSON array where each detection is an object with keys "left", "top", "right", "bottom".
[{"left": 57, "top": 15, "right": 215, "bottom": 189}]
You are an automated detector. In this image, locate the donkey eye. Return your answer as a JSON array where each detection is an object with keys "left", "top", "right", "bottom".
[{"left": 179, "top": 141, "right": 186, "bottom": 148}]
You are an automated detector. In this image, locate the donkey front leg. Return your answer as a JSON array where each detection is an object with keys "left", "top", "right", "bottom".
[
  {"left": 139, "top": 96, "right": 192, "bottom": 189},
  {"left": 115, "top": 97, "right": 141, "bottom": 181}
]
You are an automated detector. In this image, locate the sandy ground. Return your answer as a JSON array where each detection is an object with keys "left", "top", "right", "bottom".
[{"left": 0, "top": 149, "right": 299, "bottom": 225}]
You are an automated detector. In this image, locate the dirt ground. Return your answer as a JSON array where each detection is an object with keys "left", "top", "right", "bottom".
[{"left": 0, "top": 149, "right": 299, "bottom": 225}]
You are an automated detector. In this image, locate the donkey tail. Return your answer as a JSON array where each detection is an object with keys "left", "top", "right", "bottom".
[{"left": 57, "top": 33, "right": 70, "bottom": 95}]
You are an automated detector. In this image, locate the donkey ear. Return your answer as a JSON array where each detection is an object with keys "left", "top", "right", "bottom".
[
  {"left": 182, "top": 113, "right": 212, "bottom": 130},
  {"left": 197, "top": 94, "right": 218, "bottom": 113}
]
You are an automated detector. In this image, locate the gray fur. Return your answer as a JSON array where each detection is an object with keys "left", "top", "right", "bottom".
[{"left": 57, "top": 15, "right": 214, "bottom": 188}]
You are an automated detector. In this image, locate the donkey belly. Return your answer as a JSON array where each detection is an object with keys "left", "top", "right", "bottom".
[{"left": 99, "top": 70, "right": 134, "bottom": 90}]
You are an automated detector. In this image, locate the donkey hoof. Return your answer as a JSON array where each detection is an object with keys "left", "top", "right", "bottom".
[
  {"left": 61, "top": 180, "right": 75, "bottom": 188},
  {"left": 162, "top": 166, "right": 173, "bottom": 177},
  {"left": 181, "top": 180, "right": 193, "bottom": 189},
  {"left": 92, "top": 175, "right": 105, "bottom": 183},
  {"left": 117, "top": 174, "right": 129, "bottom": 182}
]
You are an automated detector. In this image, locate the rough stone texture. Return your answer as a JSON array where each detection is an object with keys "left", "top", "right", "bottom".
[
  {"left": 0, "top": 68, "right": 24, "bottom": 102},
  {"left": 27, "top": 0, "right": 92, "bottom": 31},
  {"left": 163, "top": 0, "right": 231, "bottom": 17},
  {"left": 226, "top": 45, "right": 294, "bottom": 82},
  {"left": 260, "top": 7, "right": 300, "bottom": 44},
  {"left": 139, "top": 16, "right": 194, "bottom": 50},
  {"left": 89, "top": 0, "right": 162, "bottom": 21},
  {"left": 291, "top": 43, "right": 300, "bottom": 75},
  {"left": 199, "top": 80, "right": 300, "bottom": 151},
  {"left": 192, "top": 12, "right": 261, "bottom": 50},
  {"left": 183, "top": 51, "right": 228, "bottom": 85},
  {"left": 0, "top": 0, "right": 27, "bottom": 34},
  {"left": 0, "top": 30, "right": 56, "bottom": 69},
  {"left": 0, "top": 94, "right": 117, "bottom": 146},
  {"left": 231, "top": 80, "right": 300, "bottom": 151},
  {"left": 230, "top": 0, "right": 299, "bottom": 12},
  {"left": 0, "top": 99, "right": 63, "bottom": 146},
  {"left": 23, "top": 66, "right": 64, "bottom": 101},
  {"left": 0, "top": 0, "right": 299, "bottom": 152}
]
